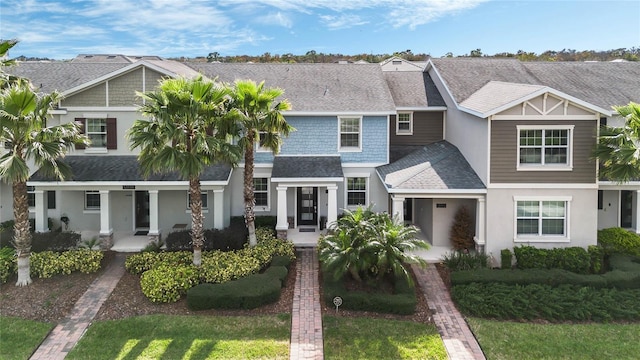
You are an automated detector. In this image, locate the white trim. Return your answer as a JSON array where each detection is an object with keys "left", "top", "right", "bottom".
[
  {"left": 50, "top": 109, "right": 67, "bottom": 115},
  {"left": 341, "top": 162, "right": 386, "bottom": 168},
  {"left": 516, "top": 125, "right": 574, "bottom": 171},
  {"left": 253, "top": 177, "right": 271, "bottom": 212},
  {"left": 493, "top": 115, "right": 598, "bottom": 121},
  {"left": 488, "top": 183, "right": 597, "bottom": 189},
  {"left": 271, "top": 177, "right": 344, "bottom": 183},
  {"left": 63, "top": 107, "right": 138, "bottom": 111},
  {"left": 396, "top": 111, "right": 413, "bottom": 135},
  {"left": 338, "top": 115, "right": 363, "bottom": 152},
  {"left": 386, "top": 188, "right": 487, "bottom": 195},
  {"left": 284, "top": 111, "right": 393, "bottom": 116},
  {"left": 84, "top": 148, "right": 108, "bottom": 154},
  {"left": 487, "top": 115, "right": 492, "bottom": 185},
  {"left": 84, "top": 190, "right": 101, "bottom": 210},
  {"left": 598, "top": 181, "right": 640, "bottom": 190},
  {"left": 513, "top": 196, "right": 572, "bottom": 241},
  {"left": 396, "top": 106, "right": 447, "bottom": 111},
  {"left": 105, "top": 80, "right": 109, "bottom": 106},
  {"left": 186, "top": 190, "right": 209, "bottom": 210},
  {"left": 344, "top": 176, "right": 369, "bottom": 210}
]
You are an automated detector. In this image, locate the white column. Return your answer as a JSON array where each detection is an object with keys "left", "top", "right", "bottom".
[
  {"left": 34, "top": 190, "right": 48, "bottom": 232},
  {"left": 327, "top": 184, "right": 338, "bottom": 228},
  {"left": 475, "top": 197, "right": 486, "bottom": 245},
  {"left": 392, "top": 196, "right": 404, "bottom": 221},
  {"left": 148, "top": 190, "right": 159, "bottom": 235},
  {"left": 634, "top": 191, "right": 640, "bottom": 233},
  {"left": 212, "top": 189, "right": 224, "bottom": 230},
  {"left": 99, "top": 190, "right": 112, "bottom": 235},
  {"left": 276, "top": 186, "right": 288, "bottom": 231}
]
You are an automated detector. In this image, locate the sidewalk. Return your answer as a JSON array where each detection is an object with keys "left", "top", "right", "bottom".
[{"left": 30, "top": 253, "right": 126, "bottom": 360}]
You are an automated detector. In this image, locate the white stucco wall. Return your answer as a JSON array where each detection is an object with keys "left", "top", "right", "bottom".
[
  {"left": 598, "top": 190, "right": 619, "bottom": 229},
  {"left": 485, "top": 188, "right": 598, "bottom": 263}
]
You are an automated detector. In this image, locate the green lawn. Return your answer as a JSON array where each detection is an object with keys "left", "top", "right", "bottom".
[
  {"left": 67, "top": 314, "right": 291, "bottom": 360},
  {"left": 323, "top": 315, "right": 447, "bottom": 360},
  {"left": 0, "top": 316, "right": 53, "bottom": 360},
  {"left": 468, "top": 318, "right": 640, "bottom": 360}
]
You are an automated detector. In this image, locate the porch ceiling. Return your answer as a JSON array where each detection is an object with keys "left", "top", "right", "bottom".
[{"left": 271, "top": 156, "right": 344, "bottom": 179}]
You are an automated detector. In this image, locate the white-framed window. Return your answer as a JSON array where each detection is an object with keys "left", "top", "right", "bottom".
[
  {"left": 514, "top": 196, "right": 571, "bottom": 241},
  {"left": 256, "top": 131, "right": 269, "bottom": 152},
  {"left": 86, "top": 118, "right": 107, "bottom": 148},
  {"left": 338, "top": 116, "right": 362, "bottom": 151},
  {"left": 517, "top": 125, "right": 573, "bottom": 170},
  {"left": 27, "top": 186, "right": 36, "bottom": 207},
  {"left": 85, "top": 190, "right": 100, "bottom": 210},
  {"left": 396, "top": 112, "right": 413, "bottom": 135},
  {"left": 254, "top": 177, "right": 270, "bottom": 210},
  {"left": 346, "top": 177, "right": 367, "bottom": 207},
  {"left": 75, "top": 116, "right": 116, "bottom": 151},
  {"left": 187, "top": 192, "right": 208, "bottom": 209}
]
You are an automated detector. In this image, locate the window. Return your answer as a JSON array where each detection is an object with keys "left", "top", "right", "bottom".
[
  {"left": 516, "top": 199, "right": 567, "bottom": 238},
  {"left": 254, "top": 178, "right": 269, "bottom": 209},
  {"left": 346, "top": 177, "right": 367, "bottom": 207},
  {"left": 396, "top": 112, "right": 413, "bottom": 135},
  {"left": 85, "top": 191, "right": 100, "bottom": 209},
  {"left": 598, "top": 190, "right": 604, "bottom": 210},
  {"left": 187, "top": 192, "right": 208, "bottom": 209},
  {"left": 256, "top": 132, "right": 269, "bottom": 152},
  {"left": 75, "top": 117, "right": 117, "bottom": 150},
  {"left": 517, "top": 126, "right": 573, "bottom": 169},
  {"left": 27, "top": 186, "right": 35, "bottom": 207},
  {"left": 339, "top": 117, "right": 361, "bottom": 151},
  {"left": 47, "top": 191, "right": 56, "bottom": 209}
]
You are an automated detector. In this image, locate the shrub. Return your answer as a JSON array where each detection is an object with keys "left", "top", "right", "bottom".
[
  {"left": 0, "top": 247, "right": 16, "bottom": 283},
  {"left": 187, "top": 274, "right": 281, "bottom": 310},
  {"left": 441, "top": 251, "right": 490, "bottom": 271},
  {"left": 255, "top": 227, "right": 276, "bottom": 242},
  {"left": 514, "top": 246, "right": 591, "bottom": 274},
  {"left": 30, "top": 250, "right": 103, "bottom": 278},
  {"left": 30, "top": 231, "right": 81, "bottom": 252},
  {"left": 449, "top": 206, "right": 474, "bottom": 250},
  {"left": 501, "top": 249, "right": 513, "bottom": 269},
  {"left": 254, "top": 216, "right": 277, "bottom": 229},
  {"left": 124, "top": 251, "right": 192, "bottom": 274},
  {"left": 199, "top": 251, "right": 262, "bottom": 283},
  {"left": 451, "top": 282, "right": 640, "bottom": 321},
  {"left": 270, "top": 255, "right": 292, "bottom": 269},
  {"left": 140, "top": 264, "right": 200, "bottom": 303},
  {"left": 598, "top": 227, "right": 640, "bottom": 256},
  {"left": 588, "top": 245, "right": 605, "bottom": 274},
  {"left": 264, "top": 265, "right": 288, "bottom": 287},
  {"left": 165, "top": 230, "right": 192, "bottom": 251}
]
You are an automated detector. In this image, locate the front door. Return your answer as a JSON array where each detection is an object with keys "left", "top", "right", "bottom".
[
  {"left": 297, "top": 187, "right": 318, "bottom": 226},
  {"left": 135, "top": 191, "right": 150, "bottom": 228},
  {"left": 621, "top": 190, "right": 633, "bottom": 228}
]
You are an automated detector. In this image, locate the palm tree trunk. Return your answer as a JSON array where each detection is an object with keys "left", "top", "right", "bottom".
[
  {"left": 244, "top": 132, "right": 257, "bottom": 247},
  {"left": 189, "top": 177, "right": 204, "bottom": 266},
  {"left": 13, "top": 181, "right": 32, "bottom": 286}
]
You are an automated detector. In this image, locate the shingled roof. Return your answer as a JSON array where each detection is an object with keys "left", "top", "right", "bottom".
[
  {"left": 383, "top": 72, "right": 445, "bottom": 108},
  {"left": 430, "top": 58, "right": 640, "bottom": 111},
  {"left": 186, "top": 63, "right": 396, "bottom": 113},
  {"left": 376, "top": 141, "right": 485, "bottom": 191},
  {"left": 29, "top": 156, "right": 232, "bottom": 183},
  {"left": 271, "top": 156, "right": 343, "bottom": 179}
]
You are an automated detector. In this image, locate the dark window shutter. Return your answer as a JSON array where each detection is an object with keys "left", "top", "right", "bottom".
[
  {"left": 75, "top": 118, "right": 86, "bottom": 149},
  {"left": 106, "top": 118, "right": 117, "bottom": 149}
]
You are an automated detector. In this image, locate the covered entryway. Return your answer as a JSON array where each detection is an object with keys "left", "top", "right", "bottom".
[
  {"left": 135, "top": 191, "right": 150, "bottom": 229},
  {"left": 297, "top": 187, "right": 318, "bottom": 226},
  {"left": 598, "top": 184, "right": 640, "bottom": 232}
]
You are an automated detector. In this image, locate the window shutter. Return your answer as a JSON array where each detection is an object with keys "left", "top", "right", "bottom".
[
  {"left": 75, "top": 118, "right": 86, "bottom": 149},
  {"left": 106, "top": 118, "right": 117, "bottom": 149}
]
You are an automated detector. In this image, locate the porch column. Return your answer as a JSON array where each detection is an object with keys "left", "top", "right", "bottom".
[
  {"left": 99, "top": 190, "right": 113, "bottom": 250},
  {"left": 391, "top": 196, "right": 404, "bottom": 221},
  {"left": 148, "top": 190, "right": 160, "bottom": 241},
  {"left": 276, "top": 186, "right": 288, "bottom": 239},
  {"left": 327, "top": 185, "right": 338, "bottom": 228},
  {"left": 635, "top": 191, "right": 640, "bottom": 233},
  {"left": 212, "top": 189, "right": 224, "bottom": 230},
  {"left": 474, "top": 197, "right": 486, "bottom": 251},
  {"left": 34, "top": 190, "right": 48, "bottom": 232}
]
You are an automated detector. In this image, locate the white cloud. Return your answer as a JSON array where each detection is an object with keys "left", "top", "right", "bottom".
[
  {"left": 320, "top": 14, "right": 369, "bottom": 30},
  {"left": 256, "top": 12, "right": 293, "bottom": 28}
]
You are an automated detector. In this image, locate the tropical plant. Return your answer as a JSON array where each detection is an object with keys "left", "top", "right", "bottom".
[
  {"left": 0, "top": 80, "right": 88, "bottom": 286},
  {"left": 227, "top": 80, "right": 292, "bottom": 246},
  {"left": 450, "top": 205, "right": 475, "bottom": 250},
  {"left": 594, "top": 102, "right": 640, "bottom": 183},
  {"left": 0, "top": 39, "right": 27, "bottom": 89},
  {"left": 128, "top": 76, "right": 241, "bottom": 266}
]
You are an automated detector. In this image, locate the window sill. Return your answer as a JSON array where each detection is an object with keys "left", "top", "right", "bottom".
[
  {"left": 516, "top": 165, "right": 573, "bottom": 172},
  {"left": 514, "top": 236, "right": 570, "bottom": 243},
  {"left": 255, "top": 206, "right": 270, "bottom": 212},
  {"left": 185, "top": 209, "right": 209, "bottom": 214},
  {"left": 84, "top": 148, "right": 108, "bottom": 154},
  {"left": 396, "top": 132, "right": 413, "bottom": 136},
  {"left": 83, "top": 209, "right": 100, "bottom": 214},
  {"left": 338, "top": 147, "right": 362, "bottom": 153}
]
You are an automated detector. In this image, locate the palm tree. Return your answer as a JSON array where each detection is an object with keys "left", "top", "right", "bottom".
[
  {"left": 228, "top": 80, "right": 292, "bottom": 246},
  {"left": 128, "top": 76, "right": 240, "bottom": 266},
  {"left": 0, "top": 39, "right": 24, "bottom": 88},
  {"left": 594, "top": 102, "right": 640, "bottom": 183},
  {"left": 0, "top": 81, "right": 88, "bottom": 286}
]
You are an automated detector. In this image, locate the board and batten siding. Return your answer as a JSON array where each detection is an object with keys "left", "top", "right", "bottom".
[
  {"left": 490, "top": 119, "right": 597, "bottom": 183},
  {"left": 389, "top": 112, "right": 444, "bottom": 146}
]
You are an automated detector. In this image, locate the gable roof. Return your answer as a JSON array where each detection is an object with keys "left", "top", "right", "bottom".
[
  {"left": 383, "top": 72, "right": 445, "bottom": 108},
  {"left": 428, "top": 58, "right": 640, "bottom": 115},
  {"left": 187, "top": 63, "right": 396, "bottom": 113},
  {"left": 380, "top": 56, "right": 425, "bottom": 71},
  {"left": 271, "top": 156, "right": 344, "bottom": 180},
  {"left": 376, "top": 141, "right": 485, "bottom": 192}
]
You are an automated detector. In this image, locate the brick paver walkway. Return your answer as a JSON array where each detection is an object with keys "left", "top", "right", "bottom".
[
  {"left": 30, "top": 253, "right": 126, "bottom": 360},
  {"left": 413, "top": 263, "right": 486, "bottom": 360},
  {"left": 290, "top": 248, "right": 324, "bottom": 360}
]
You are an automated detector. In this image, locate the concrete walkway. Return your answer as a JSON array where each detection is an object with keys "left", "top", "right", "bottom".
[
  {"left": 30, "top": 253, "right": 126, "bottom": 360},
  {"left": 290, "top": 248, "right": 324, "bottom": 360},
  {"left": 413, "top": 263, "right": 486, "bottom": 360}
]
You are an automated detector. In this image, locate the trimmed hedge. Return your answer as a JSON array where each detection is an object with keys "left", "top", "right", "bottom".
[
  {"left": 514, "top": 246, "right": 591, "bottom": 274},
  {"left": 500, "top": 249, "right": 513, "bottom": 269},
  {"left": 598, "top": 227, "right": 640, "bottom": 256},
  {"left": 30, "top": 249, "right": 103, "bottom": 279},
  {"left": 270, "top": 255, "right": 292, "bottom": 269},
  {"left": 441, "top": 251, "right": 490, "bottom": 271},
  {"left": 451, "top": 282, "right": 640, "bottom": 321},
  {"left": 0, "top": 230, "right": 81, "bottom": 252},
  {"left": 450, "top": 254, "right": 640, "bottom": 290},
  {"left": 187, "top": 274, "right": 282, "bottom": 310},
  {"left": 321, "top": 273, "right": 417, "bottom": 315},
  {"left": 264, "top": 265, "right": 288, "bottom": 287},
  {"left": 140, "top": 265, "right": 200, "bottom": 303}
]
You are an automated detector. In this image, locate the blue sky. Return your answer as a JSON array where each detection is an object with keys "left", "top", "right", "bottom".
[{"left": 1, "top": 0, "right": 639, "bottom": 60}]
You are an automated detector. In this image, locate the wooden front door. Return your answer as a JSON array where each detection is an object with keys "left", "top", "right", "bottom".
[
  {"left": 297, "top": 187, "right": 318, "bottom": 226},
  {"left": 135, "top": 191, "right": 150, "bottom": 228}
]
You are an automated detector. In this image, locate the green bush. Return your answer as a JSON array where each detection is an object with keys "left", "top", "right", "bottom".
[
  {"left": 30, "top": 250, "right": 103, "bottom": 278},
  {"left": 598, "top": 227, "right": 640, "bottom": 256},
  {"left": 0, "top": 247, "right": 16, "bottom": 283},
  {"left": 270, "top": 255, "right": 292, "bottom": 269},
  {"left": 501, "top": 249, "right": 512, "bottom": 269},
  {"left": 264, "top": 265, "right": 288, "bottom": 287},
  {"left": 30, "top": 231, "right": 81, "bottom": 252},
  {"left": 441, "top": 251, "right": 490, "bottom": 271},
  {"left": 140, "top": 264, "right": 200, "bottom": 303},
  {"left": 588, "top": 245, "right": 605, "bottom": 274},
  {"left": 451, "top": 282, "right": 640, "bottom": 321},
  {"left": 125, "top": 251, "right": 192, "bottom": 274},
  {"left": 199, "top": 251, "right": 262, "bottom": 283},
  {"left": 514, "top": 246, "right": 591, "bottom": 274},
  {"left": 187, "top": 274, "right": 281, "bottom": 310},
  {"left": 254, "top": 216, "right": 277, "bottom": 229}
]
